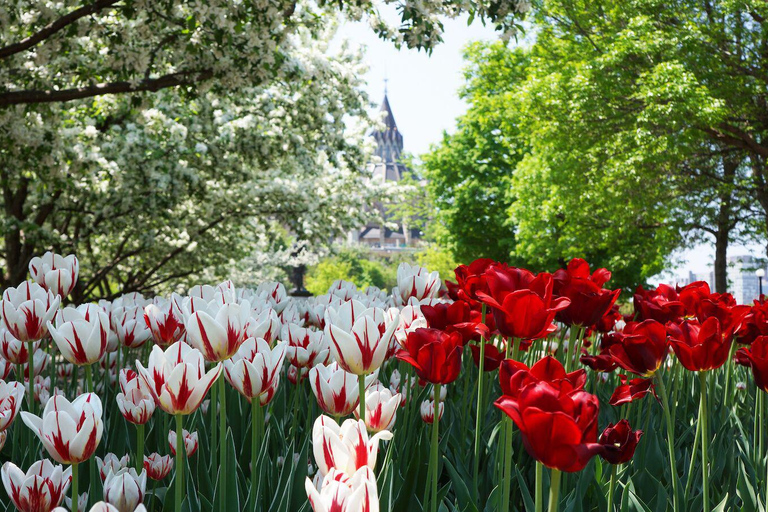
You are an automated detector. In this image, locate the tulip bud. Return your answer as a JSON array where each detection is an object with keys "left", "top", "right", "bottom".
[
  {"left": 0, "top": 380, "right": 25, "bottom": 431},
  {"left": 104, "top": 468, "right": 147, "bottom": 512},
  {"left": 65, "top": 492, "right": 88, "bottom": 512},
  {"left": 143, "top": 453, "right": 173, "bottom": 481},
  {"left": 96, "top": 454, "right": 130, "bottom": 481},
  {"left": 116, "top": 379, "right": 155, "bottom": 425},
  {"left": 420, "top": 399, "right": 444, "bottom": 424},
  {"left": 354, "top": 388, "right": 401, "bottom": 433},
  {"left": 168, "top": 429, "right": 198, "bottom": 457}
]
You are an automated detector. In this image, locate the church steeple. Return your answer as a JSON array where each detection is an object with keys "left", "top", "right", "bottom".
[{"left": 371, "top": 91, "right": 404, "bottom": 166}]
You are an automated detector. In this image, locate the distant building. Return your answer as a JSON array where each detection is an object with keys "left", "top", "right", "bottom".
[
  {"left": 727, "top": 255, "right": 765, "bottom": 304},
  {"left": 671, "top": 254, "right": 766, "bottom": 304},
  {"left": 348, "top": 92, "right": 422, "bottom": 250}
]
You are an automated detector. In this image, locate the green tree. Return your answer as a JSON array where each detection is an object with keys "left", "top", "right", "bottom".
[
  {"left": 422, "top": 42, "right": 529, "bottom": 264},
  {"left": 424, "top": 0, "right": 768, "bottom": 290}
]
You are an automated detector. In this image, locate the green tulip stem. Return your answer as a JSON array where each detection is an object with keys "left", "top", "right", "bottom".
[
  {"left": 654, "top": 371, "right": 679, "bottom": 512},
  {"left": 699, "top": 372, "right": 710, "bottom": 512},
  {"left": 251, "top": 399, "right": 262, "bottom": 510},
  {"left": 85, "top": 364, "right": 93, "bottom": 394},
  {"left": 548, "top": 468, "right": 562, "bottom": 512},
  {"left": 358, "top": 373, "right": 366, "bottom": 422},
  {"left": 535, "top": 462, "right": 543, "bottom": 512},
  {"left": 136, "top": 423, "right": 145, "bottom": 472},
  {"left": 71, "top": 462, "right": 79, "bottom": 512},
  {"left": 607, "top": 464, "right": 617, "bottom": 511},
  {"left": 429, "top": 383, "right": 442, "bottom": 512},
  {"left": 473, "top": 304, "right": 487, "bottom": 489},
  {"left": 27, "top": 341, "right": 35, "bottom": 414},
  {"left": 565, "top": 326, "right": 579, "bottom": 373},
  {"left": 175, "top": 414, "right": 184, "bottom": 512},
  {"left": 210, "top": 375, "right": 218, "bottom": 470},
  {"left": 219, "top": 375, "right": 227, "bottom": 511},
  {"left": 684, "top": 399, "right": 702, "bottom": 502}
]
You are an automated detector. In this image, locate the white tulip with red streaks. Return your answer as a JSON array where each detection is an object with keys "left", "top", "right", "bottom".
[
  {"left": 96, "top": 454, "right": 130, "bottom": 481},
  {"left": 143, "top": 296, "right": 185, "bottom": 347},
  {"left": 354, "top": 387, "right": 401, "bottom": 433},
  {"left": 135, "top": 342, "right": 221, "bottom": 416},
  {"left": 311, "top": 415, "right": 392, "bottom": 478},
  {"left": 324, "top": 300, "right": 399, "bottom": 376},
  {"left": 116, "top": 377, "right": 155, "bottom": 425},
  {"left": 305, "top": 467, "right": 379, "bottom": 512},
  {"left": 309, "top": 363, "right": 378, "bottom": 418},
  {"left": 391, "top": 263, "right": 441, "bottom": 307},
  {"left": 0, "top": 282, "right": 60, "bottom": 342},
  {"left": 223, "top": 337, "right": 286, "bottom": 405},
  {"left": 48, "top": 306, "right": 110, "bottom": 366},
  {"left": 0, "top": 380, "right": 25, "bottom": 431},
  {"left": 283, "top": 324, "right": 329, "bottom": 369},
  {"left": 104, "top": 468, "right": 146, "bottom": 512},
  {"left": 28, "top": 252, "right": 79, "bottom": 299},
  {"left": 21, "top": 393, "right": 103, "bottom": 464},
  {"left": 0, "top": 328, "right": 39, "bottom": 365},
  {"left": 1, "top": 459, "right": 72, "bottom": 512},
  {"left": 184, "top": 297, "right": 251, "bottom": 362}
]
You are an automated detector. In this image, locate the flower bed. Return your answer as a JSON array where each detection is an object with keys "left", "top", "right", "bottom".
[{"left": 0, "top": 252, "right": 765, "bottom": 511}]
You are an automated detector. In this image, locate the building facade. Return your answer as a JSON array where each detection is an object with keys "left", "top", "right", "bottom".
[
  {"left": 672, "top": 254, "right": 766, "bottom": 304},
  {"left": 348, "top": 93, "right": 421, "bottom": 250}
]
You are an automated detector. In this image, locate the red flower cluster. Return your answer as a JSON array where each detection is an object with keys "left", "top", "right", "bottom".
[
  {"left": 477, "top": 264, "right": 569, "bottom": 341},
  {"left": 736, "top": 336, "right": 768, "bottom": 392},
  {"left": 633, "top": 284, "right": 684, "bottom": 324},
  {"left": 736, "top": 297, "right": 768, "bottom": 345},
  {"left": 397, "top": 328, "right": 463, "bottom": 384},
  {"left": 495, "top": 357, "right": 640, "bottom": 472},
  {"left": 421, "top": 301, "right": 489, "bottom": 344},
  {"left": 552, "top": 259, "right": 620, "bottom": 328}
]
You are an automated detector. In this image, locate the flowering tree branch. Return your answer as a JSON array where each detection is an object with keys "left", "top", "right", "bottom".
[
  {"left": 0, "top": 0, "right": 121, "bottom": 60},
  {"left": 0, "top": 69, "right": 213, "bottom": 107}
]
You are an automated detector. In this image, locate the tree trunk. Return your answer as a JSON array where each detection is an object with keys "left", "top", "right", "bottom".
[
  {"left": 713, "top": 156, "right": 738, "bottom": 293},
  {"left": 713, "top": 228, "right": 728, "bottom": 293}
]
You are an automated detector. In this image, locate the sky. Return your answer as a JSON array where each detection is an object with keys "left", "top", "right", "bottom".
[{"left": 339, "top": 14, "right": 764, "bottom": 281}]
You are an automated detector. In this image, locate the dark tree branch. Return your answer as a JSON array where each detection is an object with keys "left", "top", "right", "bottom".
[
  {"left": 0, "top": 69, "right": 213, "bottom": 107},
  {"left": 0, "top": 0, "right": 121, "bottom": 60}
]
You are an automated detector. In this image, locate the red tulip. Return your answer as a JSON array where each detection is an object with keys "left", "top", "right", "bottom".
[
  {"left": 668, "top": 318, "right": 732, "bottom": 372},
  {"left": 495, "top": 381, "right": 603, "bottom": 472},
  {"left": 736, "top": 298, "right": 768, "bottom": 345},
  {"left": 607, "top": 320, "right": 668, "bottom": 377},
  {"left": 735, "top": 336, "right": 768, "bottom": 392},
  {"left": 498, "top": 356, "right": 586, "bottom": 399},
  {"left": 477, "top": 264, "right": 569, "bottom": 341},
  {"left": 599, "top": 420, "right": 643, "bottom": 464},
  {"left": 421, "top": 301, "right": 488, "bottom": 344},
  {"left": 677, "top": 282, "right": 749, "bottom": 333},
  {"left": 633, "top": 284, "right": 685, "bottom": 324},
  {"left": 396, "top": 328, "right": 463, "bottom": 384},
  {"left": 595, "top": 305, "right": 623, "bottom": 333},
  {"left": 580, "top": 332, "right": 623, "bottom": 373},
  {"left": 470, "top": 343, "right": 505, "bottom": 372},
  {"left": 453, "top": 258, "right": 495, "bottom": 305},
  {"left": 552, "top": 258, "right": 620, "bottom": 328},
  {"left": 608, "top": 375, "right": 654, "bottom": 406}
]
